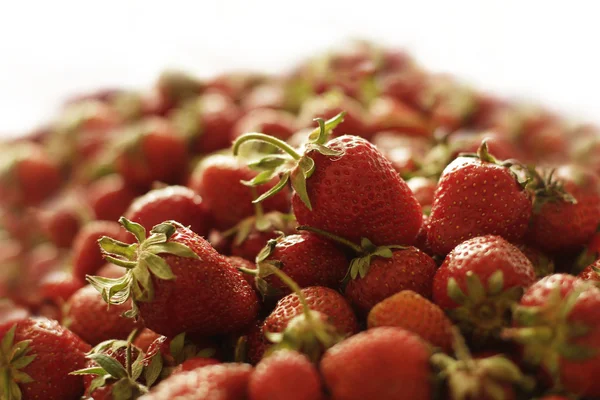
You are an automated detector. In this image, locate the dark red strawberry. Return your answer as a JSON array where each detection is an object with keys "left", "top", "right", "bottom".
[
  {"left": 368, "top": 290, "right": 454, "bottom": 353},
  {"left": 527, "top": 165, "right": 600, "bottom": 253},
  {"left": 72, "top": 220, "right": 132, "bottom": 281},
  {"left": 241, "top": 232, "right": 348, "bottom": 298},
  {"left": 125, "top": 185, "right": 212, "bottom": 237},
  {"left": 231, "top": 108, "right": 298, "bottom": 142},
  {"left": 244, "top": 319, "right": 269, "bottom": 365},
  {"left": 427, "top": 141, "right": 532, "bottom": 255},
  {"left": 433, "top": 235, "right": 536, "bottom": 341},
  {"left": 66, "top": 284, "right": 142, "bottom": 345},
  {"left": 89, "top": 218, "right": 259, "bottom": 337},
  {"left": 233, "top": 113, "right": 422, "bottom": 247},
  {"left": 320, "top": 327, "right": 432, "bottom": 400},
  {"left": 249, "top": 350, "right": 325, "bottom": 400},
  {"left": 170, "top": 90, "right": 241, "bottom": 154},
  {"left": 142, "top": 363, "right": 253, "bottom": 400},
  {"left": 188, "top": 153, "right": 291, "bottom": 230},
  {"left": 86, "top": 174, "right": 140, "bottom": 221},
  {"left": 0, "top": 142, "right": 62, "bottom": 208},
  {"left": 0, "top": 317, "right": 90, "bottom": 400},
  {"left": 115, "top": 117, "right": 189, "bottom": 189},
  {"left": 503, "top": 274, "right": 600, "bottom": 398}
]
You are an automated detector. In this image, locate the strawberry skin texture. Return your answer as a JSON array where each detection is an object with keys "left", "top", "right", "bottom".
[
  {"left": 427, "top": 156, "right": 532, "bottom": 255},
  {"left": 0, "top": 317, "right": 90, "bottom": 400},
  {"left": 367, "top": 290, "right": 453, "bottom": 353},
  {"left": 249, "top": 350, "right": 325, "bottom": 400},
  {"left": 292, "top": 135, "right": 422, "bottom": 246},
  {"left": 245, "top": 319, "right": 269, "bottom": 365},
  {"left": 137, "top": 226, "right": 259, "bottom": 337},
  {"left": 125, "top": 185, "right": 212, "bottom": 237},
  {"left": 320, "top": 327, "right": 432, "bottom": 400},
  {"left": 264, "top": 286, "right": 358, "bottom": 337},
  {"left": 344, "top": 246, "right": 436, "bottom": 315},
  {"left": 86, "top": 174, "right": 139, "bottom": 222},
  {"left": 66, "top": 284, "right": 141, "bottom": 345},
  {"left": 142, "top": 363, "right": 253, "bottom": 400},
  {"left": 433, "top": 235, "right": 535, "bottom": 309},
  {"left": 189, "top": 154, "right": 291, "bottom": 230},
  {"left": 527, "top": 165, "right": 600, "bottom": 253},
  {"left": 262, "top": 233, "right": 349, "bottom": 296},
  {"left": 72, "top": 220, "right": 132, "bottom": 281},
  {"left": 518, "top": 274, "right": 600, "bottom": 397}
]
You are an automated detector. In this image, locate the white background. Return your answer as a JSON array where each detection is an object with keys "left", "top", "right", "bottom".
[{"left": 0, "top": 0, "right": 598, "bottom": 136}]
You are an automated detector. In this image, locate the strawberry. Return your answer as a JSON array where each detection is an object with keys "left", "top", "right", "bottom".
[
  {"left": 124, "top": 185, "right": 212, "bottom": 237},
  {"left": 578, "top": 260, "right": 600, "bottom": 284},
  {"left": 143, "top": 332, "right": 219, "bottom": 370},
  {"left": 244, "top": 320, "right": 269, "bottom": 365},
  {"left": 141, "top": 363, "right": 253, "bottom": 400},
  {"left": 86, "top": 174, "right": 140, "bottom": 221},
  {"left": 72, "top": 220, "right": 132, "bottom": 281},
  {"left": 248, "top": 350, "right": 325, "bottom": 400},
  {"left": 89, "top": 218, "right": 259, "bottom": 337},
  {"left": 233, "top": 113, "right": 422, "bottom": 247},
  {"left": 406, "top": 176, "right": 437, "bottom": 210},
  {"left": 133, "top": 329, "right": 162, "bottom": 353},
  {"left": 0, "top": 317, "right": 90, "bottom": 400},
  {"left": 427, "top": 141, "right": 532, "bottom": 255},
  {"left": 447, "top": 130, "right": 526, "bottom": 162},
  {"left": 38, "top": 270, "right": 85, "bottom": 305},
  {"left": 517, "top": 244, "right": 555, "bottom": 279},
  {"left": 114, "top": 117, "right": 189, "bottom": 190},
  {"left": 526, "top": 165, "right": 600, "bottom": 253},
  {"left": 170, "top": 90, "right": 241, "bottom": 154},
  {"left": 320, "top": 327, "right": 432, "bottom": 400},
  {"left": 433, "top": 235, "right": 536, "bottom": 341},
  {"left": 171, "top": 357, "right": 220, "bottom": 375},
  {"left": 231, "top": 108, "right": 298, "bottom": 142},
  {"left": 241, "top": 232, "right": 348, "bottom": 298},
  {"left": 502, "top": 274, "right": 600, "bottom": 398},
  {"left": 66, "top": 284, "right": 142, "bottom": 345},
  {"left": 0, "top": 299, "right": 29, "bottom": 325},
  {"left": 573, "top": 231, "right": 600, "bottom": 275},
  {"left": 36, "top": 189, "right": 89, "bottom": 248},
  {"left": 0, "top": 142, "right": 62, "bottom": 208},
  {"left": 188, "top": 153, "right": 291, "bottom": 230},
  {"left": 226, "top": 256, "right": 259, "bottom": 290},
  {"left": 368, "top": 96, "right": 433, "bottom": 137},
  {"left": 368, "top": 290, "right": 453, "bottom": 353}
]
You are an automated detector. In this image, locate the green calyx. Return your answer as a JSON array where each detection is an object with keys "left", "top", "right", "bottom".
[
  {"left": 71, "top": 331, "right": 152, "bottom": 399},
  {"left": 501, "top": 284, "right": 598, "bottom": 390},
  {"left": 446, "top": 270, "right": 523, "bottom": 341},
  {"left": 232, "top": 112, "right": 346, "bottom": 211},
  {"left": 431, "top": 328, "right": 534, "bottom": 400},
  {"left": 527, "top": 167, "right": 577, "bottom": 214},
  {"left": 296, "top": 225, "right": 406, "bottom": 281},
  {"left": 260, "top": 262, "right": 344, "bottom": 362},
  {"left": 87, "top": 217, "right": 199, "bottom": 319},
  {"left": 0, "top": 325, "right": 37, "bottom": 400}
]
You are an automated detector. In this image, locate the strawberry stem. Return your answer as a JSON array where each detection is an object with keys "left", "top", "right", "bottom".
[
  {"left": 232, "top": 133, "right": 302, "bottom": 160},
  {"left": 262, "top": 263, "right": 314, "bottom": 323},
  {"left": 476, "top": 140, "right": 497, "bottom": 163},
  {"left": 296, "top": 225, "right": 362, "bottom": 253}
]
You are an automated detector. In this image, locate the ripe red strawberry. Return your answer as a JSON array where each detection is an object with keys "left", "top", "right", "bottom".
[
  {"left": 573, "top": 231, "right": 600, "bottom": 275},
  {"left": 226, "top": 256, "right": 259, "bottom": 290},
  {"left": 248, "top": 350, "right": 325, "bottom": 400},
  {"left": 115, "top": 117, "right": 189, "bottom": 189},
  {"left": 188, "top": 153, "right": 291, "bottom": 230},
  {"left": 125, "top": 185, "right": 212, "bottom": 237},
  {"left": 242, "top": 232, "right": 349, "bottom": 298},
  {"left": 66, "top": 284, "right": 142, "bottom": 345},
  {"left": 433, "top": 235, "right": 536, "bottom": 340},
  {"left": 39, "top": 270, "right": 85, "bottom": 305},
  {"left": 72, "top": 220, "right": 132, "bottom": 281},
  {"left": 407, "top": 176, "right": 437, "bottom": 210},
  {"left": 344, "top": 245, "right": 437, "bottom": 315},
  {"left": 526, "top": 165, "right": 600, "bottom": 253},
  {"left": 170, "top": 90, "right": 241, "bottom": 154},
  {"left": 143, "top": 332, "right": 219, "bottom": 369},
  {"left": 141, "top": 363, "right": 253, "bottom": 400},
  {"left": 320, "top": 327, "right": 432, "bottom": 400},
  {"left": 231, "top": 108, "right": 298, "bottom": 142},
  {"left": 503, "top": 274, "right": 600, "bottom": 398},
  {"left": 578, "top": 260, "right": 600, "bottom": 284},
  {"left": 89, "top": 218, "right": 259, "bottom": 337},
  {"left": 36, "top": 189, "right": 88, "bottom": 248},
  {"left": 0, "top": 317, "right": 90, "bottom": 400},
  {"left": 86, "top": 174, "right": 140, "bottom": 221},
  {"left": 368, "top": 96, "right": 433, "bottom": 137},
  {"left": 171, "top": 357, "right": 220, "bottom": 375},
  {"left": 427, "top": 141, "right": 532, "bottom": 255},
  {"left": 0, "top": 142, "right": 62, "bottom": 208},
  {"left": 233, "top": 113, "right": 422, "bottom": 247},
  {"left": 368, "top": 290, "right": 453, "bottom": 353},
  {"left": 244, "top": 319, "right": 269, "bottom": 365}
]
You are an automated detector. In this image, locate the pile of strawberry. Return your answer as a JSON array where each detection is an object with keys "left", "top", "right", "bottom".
[{"left": 2, "top": 41, "right": 600, "bottom": 400}]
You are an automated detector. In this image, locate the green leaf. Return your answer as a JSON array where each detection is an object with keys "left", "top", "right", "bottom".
[
  {"left": 290, "top": 168, "right": 312, "bottom": 211},
  {"left": 349, "top": 258, "right": 361, "bottom": 280},
  {"left": 487, "top": 270, "right": 504, "bottom": 295},
  {"left": 256, "top": 239, "right": 278, "bottom": 264},
  {"left": 132, "top": 266, "right": 152, "bottom": 302},
  {"left": 146, "top": 242, "right": 199, "bottom": 259},
  {"left": 253, "top": 172, "right": 290, "bottom": 204},
  {"left": 308, "top": 112, "right": 346, "bottom": 144},
  {"left": 70, "top": 366, "right": 107, "bottom": 376},
  {"left": 111, "top": 378, "right": 134, "bottom": 399},
  {"left": 150, "top": 222, "right": 176, "bottom": 238},
  {"left": 307, "top": 143, "right": 343, "bottom": 157},
  {"left": 119, "top": 217, "right": 147, "bottom": 243},
  {"left": 241, "top": 169, "right": 278, "bottom": 187},
  {"left": 447, "top": 278, "right": 469, "bottom": 305},
  {"left": 465, "top": 271, "right": 486, "bottom": 303},
  {"left": 9, "top": 340, "right": 32, "bottom": 361},
  {"left": 11, "top": 370, "right": 34, "bottom": 384},
  {"left": 1, "top": 325, "right": 16, "bottom": 355},
  {"left": 98, "top": 237, "right": 138, "bottom": 260},
  {"left": 371, "top": 246, "right": 393, "bottom": 259},
  {"left": 11, "top": 355, "right": 36, "bottom": 370},
  {"left": 247, "top": 155, "right": 288, "bottom": 170},
  {"left": 88, "top": 375, "right": 109, "bottom": 396},
  {"left": 102, "top": 255, "right": 138, "bottom": 269},
  {"left": 170, "top": 333, "right": 186, "bottom": 359},
  {"left": 8, "top": 379, "right": 22, "bottom": 400},
  {"left": 145, "top": 353, "right": 163, "bottom": 387},
  {"left": 141, "top": 253, "right": 175, "bottom": 280},
  {"left": 131, "top": 351, "right": 144, "bottom": 381},
  {"left": 88, "top": 354, "right": 128, "bottom": 379}
]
